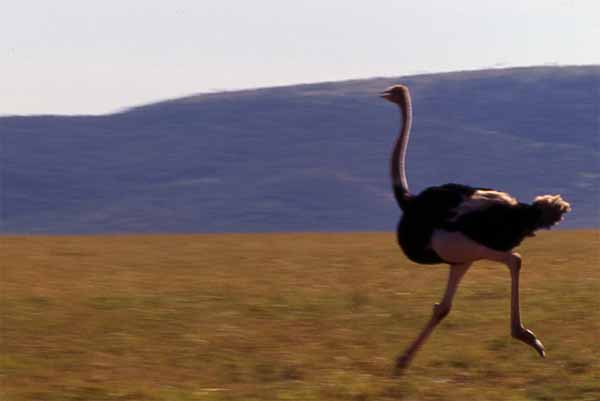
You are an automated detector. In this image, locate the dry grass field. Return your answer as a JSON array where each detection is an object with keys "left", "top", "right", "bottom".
[{"left": 1, "top": 230, "right": 599, "bottom": 401}]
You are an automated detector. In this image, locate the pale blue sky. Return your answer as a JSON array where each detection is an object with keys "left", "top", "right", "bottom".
[{"left": 2, "top": 0, "right": 598, "bottom": 115}]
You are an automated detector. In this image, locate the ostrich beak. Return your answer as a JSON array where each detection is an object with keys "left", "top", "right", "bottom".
[{"left": 380, "top": 90, "right": 393, "bottom": 99}]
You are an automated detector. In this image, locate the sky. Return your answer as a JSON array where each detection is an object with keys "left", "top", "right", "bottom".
[{"left": 2, "top": 0, "right": 598, "bottom": 116}]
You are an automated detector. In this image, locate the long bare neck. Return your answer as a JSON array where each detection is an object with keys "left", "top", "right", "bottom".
[{"left": 390, "top": 94, "right": 412, "bottom": 197}]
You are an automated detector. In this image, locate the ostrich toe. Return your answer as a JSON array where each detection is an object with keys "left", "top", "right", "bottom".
[{"left": 512, "top": 326, "right": 546, "bottom": 358}]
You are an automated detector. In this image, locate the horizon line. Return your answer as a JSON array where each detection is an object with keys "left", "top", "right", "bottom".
[{"left": 2, "top": 63, "right": 597, "bottom": 119}]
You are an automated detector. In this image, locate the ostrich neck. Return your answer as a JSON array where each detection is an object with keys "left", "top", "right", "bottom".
[{"left": 391, "top": 97, "right": 412, "bottom": 194}]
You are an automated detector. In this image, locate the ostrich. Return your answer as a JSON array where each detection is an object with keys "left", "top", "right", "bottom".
[{"left": 380, "top": 85, "right": 571, "bottom": 372}]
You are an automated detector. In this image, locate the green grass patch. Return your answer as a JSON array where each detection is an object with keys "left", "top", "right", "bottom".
[{"left": 1, "top": 230, "right": 598, "bottom": 400}]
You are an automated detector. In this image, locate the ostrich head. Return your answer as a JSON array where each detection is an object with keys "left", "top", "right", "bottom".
[{"left": 380, "top": 85, "right": 410, "bottom": 106}]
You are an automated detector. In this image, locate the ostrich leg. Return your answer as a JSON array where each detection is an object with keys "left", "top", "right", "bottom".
[
  {"left": 507, "top": 253, "right": 546, "bottom": 357},
  {"left": 430, "top": 231, "right": 546, "bottom": 358},
  {"left": 395, "top": 263, "right": 471, "bottom": 374}
]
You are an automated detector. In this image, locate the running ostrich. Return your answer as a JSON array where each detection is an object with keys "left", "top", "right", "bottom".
[{"left": 380, "top": 85, "right": 571, "bottom": 372}]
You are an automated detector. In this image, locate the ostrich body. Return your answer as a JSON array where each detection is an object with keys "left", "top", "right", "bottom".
[{"left": 381, "top": 85, "right": 571, "bottom": 372}]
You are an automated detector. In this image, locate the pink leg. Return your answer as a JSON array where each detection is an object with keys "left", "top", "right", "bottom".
[
  {"left": 430, "top": 230, "right": 545, "bottom": 358},
  {"left": 395, "top": 262, "right": 471, "bottom": 374},
  {"left": 507, "top": 253, "right": 546, "bottom": 357}
]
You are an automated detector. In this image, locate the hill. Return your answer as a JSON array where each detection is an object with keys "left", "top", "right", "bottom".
[{"left": 1, "top": 66, "right": 598, "bottom": 233}]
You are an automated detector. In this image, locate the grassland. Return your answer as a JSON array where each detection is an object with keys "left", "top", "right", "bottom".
[{"left": 1, "top": 230, "right": 599, "bottom": 401}]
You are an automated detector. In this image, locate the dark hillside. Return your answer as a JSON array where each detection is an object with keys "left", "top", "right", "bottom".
[{"left": 1, "top": 66, "right": 598, "bottom": 233}]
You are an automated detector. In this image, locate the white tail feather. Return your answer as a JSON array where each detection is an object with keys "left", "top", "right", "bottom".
[{"left": 533, "top": 194, "right": 571, "bottom": 228}]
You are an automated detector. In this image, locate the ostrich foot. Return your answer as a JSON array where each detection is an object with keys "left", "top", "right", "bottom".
[
  {"left": 512, "top": 326, "right": 546, "bottom": 358},
  {"left": 393, "top": 354, "right": 412, "bottom": 376}
]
